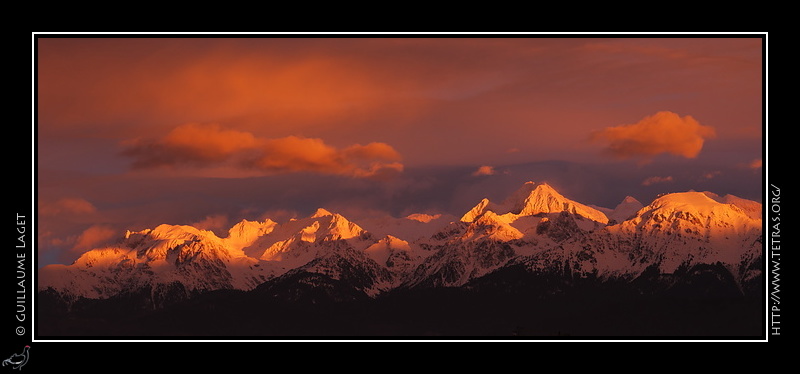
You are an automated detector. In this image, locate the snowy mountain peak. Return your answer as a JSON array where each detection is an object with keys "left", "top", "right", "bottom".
[
  {"left": 119, "top": 223, "right": 222, "bottom": 259},
  {"left": 149, "top": 223, "right": 211, "bottom": 240},
  {"left": 625, "top": 191, "right": 761, "bottom": 235},
  {"left": 311, "top": 208, "right": 334, "bottom": 218},
  {"left": 508, "top": 182, "right": 609, "bottom": 224},
  {"left": 460, "top": 198, "right": 491, "bottom": 222},
  {"left": 227, "top": 219, "right": 276, "bottom": 240},
  {"left": 364, "top": 235, "right": 415, "bottom": 275},
  {"left": 463, "top": 210, "right": 524, "bottom": 241},
  {"left": 515, "top": 183, "right": 562, "bottom": 213},
  {"left": 371, "top": 234, "right": 411, "bottom": 251},
  {"left": 286, "top": 212, "right": 367, "bottom": 243},
  {"left": 503, "top": 181, "right": 539, "bottom": 210},
  {"left": 300, "top": 220, "right": 321, "bottom": 242},
  {"left": 621, "top": 196, "right": 641, "bottom": 205},
  {"left": 608, "top": 190, "right": 763, "bottom": 275},
  {"left": 72, "top": 247, "right": 132, "bottom": 268},
  {"left": 649, "top": 191, "right": 735, "bottom": 214},
  {"left": 223, "top": 219, "right": 278, "bottom": 254},
  {"left": 701, "top": 191, "right": 763, "bottom": 220},
  {"left": 460, "top": 182, "right": 609, "bottom": 225},
  {"left": 607, "top": 196, "right": 645, "bottom": 223},
  {"left": 324, "top": 213, "right": 367, "bottom": 240}
]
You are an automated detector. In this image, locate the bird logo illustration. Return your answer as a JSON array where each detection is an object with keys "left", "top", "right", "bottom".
[{"left": 2, "top": 346, "right": 29, "bottom": 370}]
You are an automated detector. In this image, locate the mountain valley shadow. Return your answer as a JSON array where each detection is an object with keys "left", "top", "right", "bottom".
[{"left": 37, "top": 268, "right": 763, "bottom": 339}]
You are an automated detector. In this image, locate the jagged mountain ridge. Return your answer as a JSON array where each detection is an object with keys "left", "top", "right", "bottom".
[{"left": 39, "top": 181, "right": 764, "bottom": 304}]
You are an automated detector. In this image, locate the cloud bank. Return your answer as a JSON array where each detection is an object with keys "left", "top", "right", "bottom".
[
  {"left": 122, "top": 123, "right": 404, "bottom": 179},
  {"left": 592, "top": 111, "right": 716, "bottom": 162}
]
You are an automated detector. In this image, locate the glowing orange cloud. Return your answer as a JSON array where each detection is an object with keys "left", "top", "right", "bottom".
[
  {"left": 71, "top": 225, "right": 117, "bottom": 253},
  {"left": 592, "top": 111, "right": 717, "bottom": 161},
  {"left": 191, "top": 214, "right": 231, "bottom": 235},
  {"left": 471, "top": 165, "right": 496, "bottom": 176},
  {"left": 122, "top": 123, "right": 403, "bottom": 178}
]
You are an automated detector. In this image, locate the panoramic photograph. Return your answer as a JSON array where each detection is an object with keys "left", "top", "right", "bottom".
[{"left": 34, "top": 35, "right": 765, "bottom": 340}]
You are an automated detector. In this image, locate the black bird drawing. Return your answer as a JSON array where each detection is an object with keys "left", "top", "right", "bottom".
[{"left": 2, "top": 346, "right": 29, "bottom": 370}]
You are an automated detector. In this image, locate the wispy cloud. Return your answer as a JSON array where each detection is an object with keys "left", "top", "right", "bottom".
[
  {"left": 641, "top": 175, "right": 674, "bottom": 186},
  {"left": 39, "top": 197, "right": 97, "bottom": 216},
  {"left": 702, "top": 171, "right": 722, "bottom": 180}
]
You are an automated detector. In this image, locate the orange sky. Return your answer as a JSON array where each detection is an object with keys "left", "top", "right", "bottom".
[
  {"left": 37, "top": 37, "right": 761, "bottom": 166},
  {"left": 35, "top": 34, "right": 765, "bottom": 265}
]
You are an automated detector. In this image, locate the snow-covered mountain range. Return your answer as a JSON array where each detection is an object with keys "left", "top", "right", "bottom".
[{"left": 39, "top": 181, "right": 763, "bottom": 305}]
